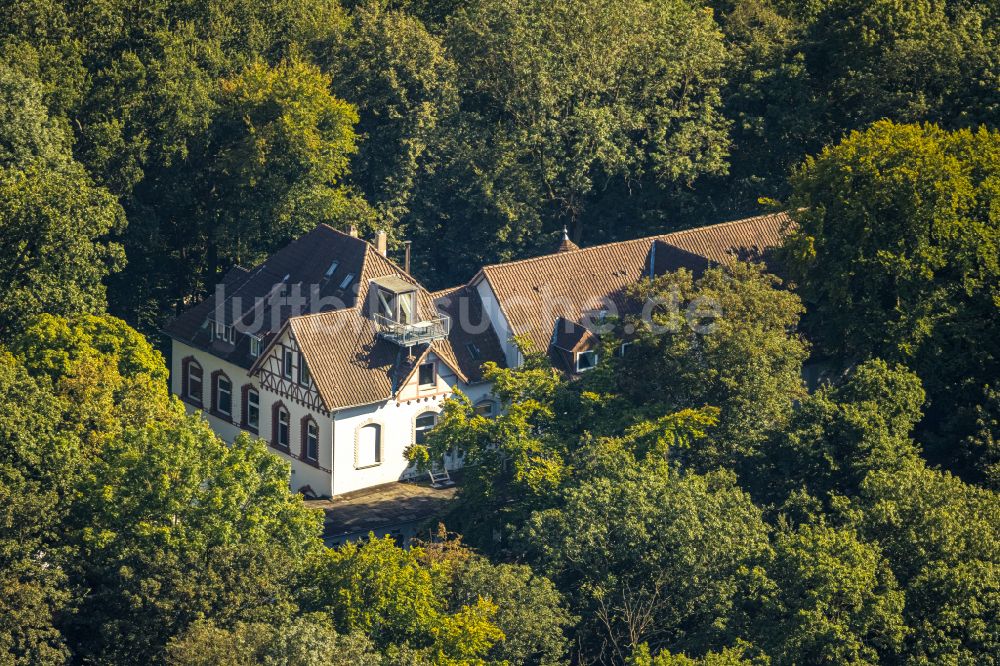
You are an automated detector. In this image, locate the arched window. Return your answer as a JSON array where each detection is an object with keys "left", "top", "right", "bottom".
[
  {"left": 181, "top": 357, "right": 203, "bottom": 404},
  {"left": 241, "top": 385, "right": 260, "bottom": 433},
  {"left": 272, "top": 402, "right": 290, "bottom": 451},
  {"left": 211, "top": 370, "right": 232, "bottom": 418},
  {"left": 301, "top": 416, "right": 319, "bottom": 463},
  {"left": 414, "top": 411, "right": 438, "bottom": 445},
  {"left": 356, "top": 423, "right": 382, "bottom": 468}
]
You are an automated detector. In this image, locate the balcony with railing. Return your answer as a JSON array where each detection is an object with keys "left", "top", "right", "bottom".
[{"left": 374, "top": 312, "right": 451, "bottom": 347}]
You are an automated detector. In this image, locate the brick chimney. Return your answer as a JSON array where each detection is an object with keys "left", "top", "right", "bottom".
[
  {"left": 375, "top": 230, "right": 388, "bottom": 256},
  {"left": 348, "top": 224, "right": 358, "bottom": 238}
]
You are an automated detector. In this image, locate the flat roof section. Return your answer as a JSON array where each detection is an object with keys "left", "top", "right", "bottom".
[{"left": 307, "top": 481, "right": 457, "bottom": 547}]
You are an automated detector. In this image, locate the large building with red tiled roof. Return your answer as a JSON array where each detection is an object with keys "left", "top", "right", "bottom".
[{"left": 164, "top": 212, "right": 791, "bottom": 497}]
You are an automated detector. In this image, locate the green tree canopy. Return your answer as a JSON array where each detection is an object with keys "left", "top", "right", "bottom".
[
  {"left": 112, "top": 55, "right": 365, "bottom": 329},
  {"left": 858, "top": 461, "right": 1000, "bottom": 663},
  {"left": 759, "top": 522, "right": 907, "bottom": 665},
  {"left": 323, "top": 0, "right": 458, "bottom": 228},
  {"left": 1, "top": 316, "right": 327, "bottom": 664},
  {"left": 525, "top": 447, "right": 771, "bottom": 663},
  {"left": 618, "top": 262, "right": 808, "bottom": 470},
  {"left": 0, "top": 161, "right": 125, "bottom": 340},
  {"left": 783, "top": 121, "right": 1000, "bottom": 482},
  {"left": 63, "top": 425, "right": 324, "bottom": 664},
  {"left": 298, "top": 532, "right": 570, "bottom": 664},
  {"left": 407, "top": 0, "right": 731, "bottom": 284},
  {"left": 761, "top": 360, "right": 926, "bottom": 504},
  {"left": 166, "top": 614, "right": 382, "bottom": 666},
  {"left": 0, "top": 353, "right": 75, "bottom": 665}
]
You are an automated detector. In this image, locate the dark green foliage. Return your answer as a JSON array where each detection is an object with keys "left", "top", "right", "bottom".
[
  {"left": 762, "top": 360, "right": 926, "bottom": 504},
  {"left": 322, "top": 1, "right": 458, "bottom": 230},
  {"left": 619, "top": 263, "right": 809, "bottom": 470},
  {"left": 166, "top": 615, "right": 382, "bottom": 666},
  {"left": 857, "top": 463, "right": 1000, "bottom": 664},
  {"left": 0, "top": 354, "right": 74, "bottom": 665},
  {"left": 297, "top": 531, "right": 571, "bottom": 663},
  {"left": 2, "top": 1, "right": 1000, "bottom": 664},
  {"left": 784, "top": 121, "right": 1000, "bottom": 483},
  {"left": 526, "top": 453, "right": 771, "bottom": 662},
  {"left": 0, "top": 161, "right": 125, "bottom": 340},
  {"left": 64, "top": 425, "right": 323, "bottom": 664},
  {"left": 449, "top": 556, "right": 572, "bottom": 666},
  {"left": 0, "top": 317, "right": 572, "bottom": 665},
  {"left": 406, "top": 0, "right": 731, "bottom": 284}
]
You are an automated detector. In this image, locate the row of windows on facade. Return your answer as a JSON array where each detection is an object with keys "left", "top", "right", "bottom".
[
  {"left": 181, "top": 357, "right": 495, "bottom": 467},
  {"left": 184, "top": 358, "right": 321, "bottom": 462},
  {"left": 214, "top": 317, "right": 600, "bottom": 376},
  {"left": 209, "top": 320, "right": 262, "bottom": 357}
]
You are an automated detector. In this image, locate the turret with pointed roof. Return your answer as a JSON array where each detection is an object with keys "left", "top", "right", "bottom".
[{"left": 556, "top": 227, "right": 580, "bottom": 253}]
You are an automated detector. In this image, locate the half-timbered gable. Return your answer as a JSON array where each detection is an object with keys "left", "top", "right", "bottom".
[{"left": 256, "top": 328, "right": 328, "bottom": 416}]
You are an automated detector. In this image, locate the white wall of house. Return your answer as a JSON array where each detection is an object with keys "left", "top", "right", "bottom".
[
  {"left": 170, "top": 341, "right": 498, "bottom": 498},
  {"left": 328, "top": 351, "right": 493, "bottom": 495},
  {"left": 170, "top": 339, "right": 334, "bottom": 497},
  {"left": 475, "top": 277, "right": 522, "bottom": 369}
]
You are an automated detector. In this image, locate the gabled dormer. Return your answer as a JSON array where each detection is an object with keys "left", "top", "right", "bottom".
[{"left": 370, "top": 274, "right": 450, "bottom": 349}]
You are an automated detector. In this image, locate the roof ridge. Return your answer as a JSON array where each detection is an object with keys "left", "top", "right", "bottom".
[
  {"left": 481, "top": 235, "right": 658, "bottom": 274},
  {"left": 287, "top": 306, "right": 361, "bottom": 324},
  {"left": 479, "top": 211, "right": 790, "bottom": 275},
  {"left": 657, "top": 211, "right": 789, "bottom": 241},
  {"left": 429, "top": 284, "right": 464, "bottom": 300},
  {"left": 316, "top": 222, "right": 371, "bottom": 246}
]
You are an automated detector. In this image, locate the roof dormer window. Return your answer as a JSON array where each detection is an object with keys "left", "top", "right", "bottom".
[
  {"left": 370, "top": 274, "right": 449, "bottom": 348},
  {"left": 209, "top": 320, "right": 235, "bottom": 344},
  {"left": 575, "top": 350, "right": 597, "bottom": 372},
  {"left": 372, "top": 276, "right": 417, "bottom": 325}
]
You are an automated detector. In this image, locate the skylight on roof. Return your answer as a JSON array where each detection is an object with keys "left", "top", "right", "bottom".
[
  {"left": 324, "top": 260, "right": 339, "bottom": 277},
  {"left": 338, "top": 273, "right": 355, "bottom": 289}
]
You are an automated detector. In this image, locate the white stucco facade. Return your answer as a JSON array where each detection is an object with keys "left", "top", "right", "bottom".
[
  {"left": 171, "top": 339, "right": 495, "bottom": 498},
  {"left": 475, "top": 277, "right": 522, "bottom": 368}
]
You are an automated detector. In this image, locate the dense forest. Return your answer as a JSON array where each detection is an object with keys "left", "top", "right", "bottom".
[{"left": 0, "top": 0, "right": 998, "bottom": 664}]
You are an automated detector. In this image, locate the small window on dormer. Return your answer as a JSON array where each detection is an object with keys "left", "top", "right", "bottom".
[
  {"left": 249, "top": 336, "right": 261, "bottom": 358},
  {"left": 376, "top": 288, "right": 393, "bottom": 318},
  {"left": 339, "top": 273, "right": 355, "bottom": 289},
  {"left": 282, "top": 349, "right": 294, "bottom": 379},
  {"left": 398, "top": 292, "right": 414, "bottom": 324},
  {"left": 210, "top": 321, "right": 234, "bottom": 344},
  {"left": 575, "top": 350, "right": 597, "bottom": 372},
  {"left": 418, "top": 362, "right": 435, "bottom": 387},
  {"left": 474, "top": 400, "right": 496, "bottom": 417},
  {"left": 324, "top": 260, "right": 339, "bottom": 277}
]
